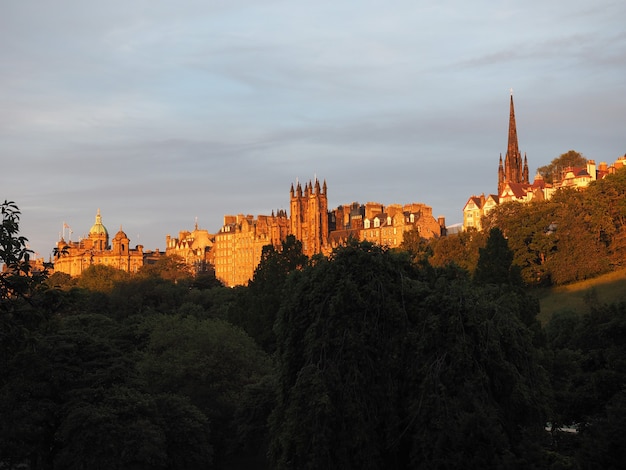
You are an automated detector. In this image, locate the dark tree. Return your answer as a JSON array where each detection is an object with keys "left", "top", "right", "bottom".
[
  {"left": 270, "top": 240, "right": 548, "bottom": 469},
  {"left": 474, "top": 227, "right": 520, "bottom": 285},
  {"left": 231, "top": 234, "right": 308, "bottom": 353},
  {"left": 1, "top": 200, "right": 50, "bottom": 303}
]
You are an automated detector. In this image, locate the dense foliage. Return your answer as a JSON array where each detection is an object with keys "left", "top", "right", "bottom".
[
  {"left": 420, "top": 167, "right": 626, "bottom": 287},
  {"left": 3, "top": 187, "right": 626, "bottom": 468},
  {"left": 536, "top": 150, "right": 587, "bottom": 184},
  {"left": 270, "top": 241, "right": 547, "bottom": 469}
]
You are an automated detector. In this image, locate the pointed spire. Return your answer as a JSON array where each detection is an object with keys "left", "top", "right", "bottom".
[
  {"left": 523, "top": 153, "right": 529, "bottom": 183},
  {"left": 500, "top": 92, "right": 525, "bottom": 192},
  {"left": 507, "top": 93, "right": 520, "bottom": 168}
]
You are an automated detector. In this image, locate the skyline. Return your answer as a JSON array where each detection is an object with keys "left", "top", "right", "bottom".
[{"left": 2, "top": 1, "right": 625, "bottom": 258}]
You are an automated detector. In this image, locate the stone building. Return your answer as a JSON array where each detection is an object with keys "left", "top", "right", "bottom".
[
  {"left": 212, "top": 180, "right": 445, "bottom": 287},
  {"left": 360, "top": 203, "right": 445, "bottom": 247},
  {"left": 53, "top": 209, "right": 144, "bottom": 276},
  {"left": 166, "top": 222, "right": 213, "bottom": 273},
  {"left": 497, "top": 93, "right": 529, "bottom": 196},
  {"left": 464, "top": 93, "right": 626, "bottom": 231},
  {"left": 213, "top": 211, "right": 290, "bottom": 287},
  {"left": 289, "top": 179, "right": 329, "bottom": 257}
]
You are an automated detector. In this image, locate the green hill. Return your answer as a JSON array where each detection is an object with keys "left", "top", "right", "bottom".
[{"left": 535, "top": 268, "right": 626, "bottom": 324}]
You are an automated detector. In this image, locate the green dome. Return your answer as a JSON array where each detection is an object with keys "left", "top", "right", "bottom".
[{"left": 89, "top": 209, "right": 109, "bottom": 236}]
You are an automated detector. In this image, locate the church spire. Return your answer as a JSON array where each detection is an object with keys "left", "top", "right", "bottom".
[
  {"left": 506, "top": 92, "right": 520, "bottom": 168},
  {"left": 499, "top": 91, "right": 526, "bottom": 194}
]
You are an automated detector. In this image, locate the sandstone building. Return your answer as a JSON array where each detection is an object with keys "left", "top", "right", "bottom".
[
  {"left": 213, "top": 211, "right": 290, "bottom": 287},
  {"left": 165, "top": 221, "right": 213, "bottom": 273},
  {"left": 212, "top": 178, "right": 444, "bottom": 287},
  {"left": 464, "top": 93, "right": 626, "bottom": 231},
  {"left": 54, "top": 209, "right": 145, "bottom": 276},
  {"left": 498, "top": 93, "right": 529, "bottom": 196}
]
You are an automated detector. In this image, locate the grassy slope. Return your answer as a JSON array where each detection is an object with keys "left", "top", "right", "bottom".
[{"left": 534, "top": 268, "right": 626, "bottom": 324}]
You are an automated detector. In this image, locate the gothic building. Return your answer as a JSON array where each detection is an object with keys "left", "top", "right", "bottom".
[
  {"left": 497, "top": 93, "right": 529, "bottom": 195},
  {"left": 211, "top": 179, "right": 444, "bottom": 286},
  {"left": 289, "top": 179, "right": 329, "bottom": 257}
]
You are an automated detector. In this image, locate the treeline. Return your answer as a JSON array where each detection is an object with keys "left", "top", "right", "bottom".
[
  {"left": 418, "top": 166, "right": 626, "bottom": 287},
  {"left": 2, "top": 199, "right": 626, "bottom": 468}
]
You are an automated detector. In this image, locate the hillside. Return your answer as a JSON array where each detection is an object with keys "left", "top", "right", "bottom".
[{"left": 535, "top": 268, "right": 626, "bottom": 323}]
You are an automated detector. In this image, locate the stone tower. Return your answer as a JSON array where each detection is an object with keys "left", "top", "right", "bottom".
[
  {"left": 87, "top": 208, "right": 109, "bottom": 251},
  {"left": 289, "top": 178, "right": 329, "bottom": 257},
  {"left": 498, "top": 92, "right": 529, "bottom": 195}
]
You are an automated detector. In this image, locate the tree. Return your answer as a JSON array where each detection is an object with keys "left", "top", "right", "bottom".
[
  {"left": 139, "top": 314, "right": 272, "bottom": 465},
  {"left": 270, "top": 240, "right": 548, "bottom": 469},
  {"left": 429, "top": 228, "right": 486, "bottom": 275},
  {"left": 1, "top": 200, "right": 49, "bottom": 302},
  {"left": 399, "top": 227, "right": 432, "bottom": 264},
  {"left": 76, "top": 264, "right": 129, "bottom": 293},
  {"left": 232, "top": 235, "right": 308, "bottom": 353},
  {"left": 138, "top": 254, "right": 193, "bottom": 283},
  {"left": 537, "top": 150, "right": 587, "bottom": 184},
  {"left": 544, "top": 302, "right": 626, "bottom": 468},
  {"left": 270, "top": 241, "right": 417, "bottom": 469},
  {"left": 474, "top": 227, "right": 520, "bottom": 285}
]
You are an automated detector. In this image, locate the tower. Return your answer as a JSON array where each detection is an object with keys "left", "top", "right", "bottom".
[
  {"left": 498, "top": 92, "right": 529, "bottom": 195},
  {"left": 289, "top": 178, "right": 328, "bottom": 257},
  {"left": 87, "top": 208, "right": 109, "bottom": 251}
]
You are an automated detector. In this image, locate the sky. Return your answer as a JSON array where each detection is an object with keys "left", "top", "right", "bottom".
[{"left": 2, "top": 0, "right": 625, "bottom": 258}]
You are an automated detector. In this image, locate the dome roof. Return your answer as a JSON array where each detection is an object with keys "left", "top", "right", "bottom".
[
  {"left": 114, "top": 225, "right": 128, "bottom": 240},
  {"left": 89, "top": 209, "right": 108, "bottom": 237}
]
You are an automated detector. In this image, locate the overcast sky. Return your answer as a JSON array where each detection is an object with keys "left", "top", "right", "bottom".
[{"left": 2, "top": 0, "right": 624, "bottom": 258}]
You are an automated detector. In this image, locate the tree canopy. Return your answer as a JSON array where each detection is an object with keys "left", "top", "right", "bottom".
[{"left": 537, "top": 150, "right": 587, "bottom": 184}]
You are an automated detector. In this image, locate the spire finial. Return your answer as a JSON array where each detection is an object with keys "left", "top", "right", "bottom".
[{"left": 510, "top": 87, "right": 513, "bottom": 96}]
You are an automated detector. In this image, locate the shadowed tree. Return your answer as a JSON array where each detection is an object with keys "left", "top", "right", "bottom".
[
  {"left": 230, "top": 235, "right": 308, "bottom": 353},
  {"left": 474, "top": 227, "right": 521, "bottom": 285},
  {"left": 270, "top": 240, "right": 547, "bottom": 469}
]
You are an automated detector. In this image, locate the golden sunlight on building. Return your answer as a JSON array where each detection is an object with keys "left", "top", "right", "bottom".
[{"left": 53, "top": 209, "right": 144, "bottom": 276}]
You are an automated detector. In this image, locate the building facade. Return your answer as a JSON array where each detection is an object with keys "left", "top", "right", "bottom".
[
  {"left": 464, "top": 93, "right": 626, "bottom": 231},
  {"left": 54, "top": 209, "right": 144, "bottom": 276},
  {"left": 290, "top": 179, "right": 329, "bottom": 257},
  {"left": 211, "top": 179, "right": 444, "bottom": 287},
  {"left": 165, "top": 222, "right": 213, "bottom": 273},
  {"left": 213, "top": 211, "right": 290, "bottom": 287},
  {"left": 359, "top": 203, "right": 445, "bottom": 246}
]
